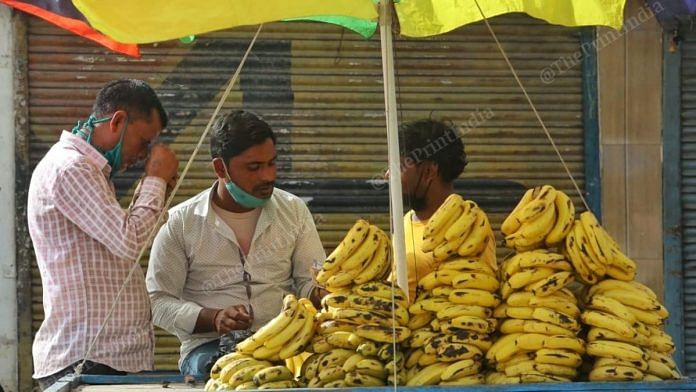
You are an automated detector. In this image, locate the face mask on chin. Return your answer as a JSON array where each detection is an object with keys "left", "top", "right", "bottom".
[{"left": 219, "top": 160, "right": 271, "bottom": 209}]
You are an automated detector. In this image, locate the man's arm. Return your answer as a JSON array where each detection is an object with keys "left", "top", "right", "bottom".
[{"left": 291, "top": 204, "right": 326, "bottom": 301}]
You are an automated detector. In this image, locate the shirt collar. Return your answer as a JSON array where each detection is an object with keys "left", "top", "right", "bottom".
[{"left": 59, "top": 131, "right": 111, "bottom": 176}]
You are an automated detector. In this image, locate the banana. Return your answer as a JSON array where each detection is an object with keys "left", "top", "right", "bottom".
[
  {"left": 329, "top": 308, "right": 397, "bottom": 328},
  {"left": 496, "top": 351, "right": 536, "bottom": 372},
  {"left": 441, "top": 315, "right": 493, "bottom": 334},
  {"left": 437, "top": 304, "right": 492, "bottom": 320},
  {"left": 409, "top": 297, "right": 451, "bottom": 315},
  {"left": 527, "top": 271, "right": 574, "bottom": 297},
  {"left": 545, "top": 190, "right": 575, "bottom": 246},
  {"left": 520, "top": 371, "right": 571, "bottom": 383},
  {"left": 580, "top": 211, "right": 616, "bottom": 265},
  {"left": 234, "top": 381, "right": 257, "bottom": 390},
  {"left": 439, "top": 257, "right": 496, "bottom": 277},
  {"left": 423, "top": 194, "right": 463, "bottom": 239},
  {"left": 517, "top": 185, "right": 556, "bottom": 223},
  {"left": 405, "top": 348, "right": 425, "bottom": 369},
  {"left": 504, "top": 360, "right": 577, "bottom": 379},
  {"left": 581, "top": 310, "right": 638, "bottom": 339},
  {"left": 253, "top": 366, "right": 293, "bottom": 385},
  {"left": 573, "top": 221, "right": 607, "bottom": 277},
  {"left": 509, "top": 201, "right": 556, "bottom": 250},
  {"left": 310, "top": 335, "right": 334, "bottom": 354},
  {"left": 415, "top": 271, "right": 442, "bottom": 292},
  {"left": 630, "top": 280, "right": 659, "bottom": 299},
  {"left": 609, "top": 247, "right": 638, "bottom": 273},
  {"left": 355, "top": 359, "right": 386, "bottom": 379},
  {"left": 644, "top": 374, "right": 664, "bottom": 381},
  {"left": 356, "top": 341, "right": 379, "bottom": 357},
  {"left": 499, "top": 319, "right": 575, "bottom": 337},
  {"left": 378, "top": 343, "right": 400, "bottom": 362},
  {"left": 588, "top": 279, "right": 657, "bottom": 300},
  {"left": 326, "top": 294, "right": 409, "bottom": 325},
  {"left": 439, "top": 373, "right": 485, "bottom": 385},
  {"left": 317, "top": 365, "right": 345, "bottom": 383},
  {"left": 505, "top": 306, "right": 535, "bottom": 320},
  {"left": 210, "top": 352, "right": 251, "bottom": 380},
  {"left": 406, "top": 362, "right": 449, "bottom": 386},
  {"left": 605, "top": 265, "right": 636, "bottom": 281},
  {"left": 564, "top": 227, "right": 598, "bottom": 285},
  {"left": 445, "top": 200, "right": 478, "bottom": 241},
  {"left": 352, "top": 282, "right": 408, "bottom": 308},
  {"left": 487, "top": 333, "right": 524, "bottom": 363},
  {"left": 353, "top": 233, "right": 391, "bottom": 285},
  {"left": 601, "top": 290, "right": 666, "bottom": 315},
  {"left": 647, "top": 359, "right": 680, "bottom": 379},
  {"left": 457, "top": 208, "right": 492, "bottom": 257},
  {"left": 204, "top": 379, "right": 218, "bottom": 392},
  {"left": 325, "top": 267, "right": 362, "bottom": 289},
  {"left": 257, "top": 380, "right": 297, "bottom": 389},
  {"left": 238, "top": 296, "right": 299, "bottom": 353},
  {"left": 422, "top": 201, "right": 464, "bottom": 253},
  {"left": 594, "top": 356, "right": 648, "bottom": 372},
  {"left": 449, "top": 288, "right": 501, "bottom": 307},
  {"left": 515, "top": 334, "right": 585, "bottom": 353},
  {"left": 528, "top": 297, "right": 580, "bottom": 319},
  {"left": 452, "top": 271, "right": 500, "bottom": 292},
  {"left": 586, "top": 294, "right": 637, "bottom": 324},
  {"left": 440, "top": 359, "right": 480, "bottom": 381},
  {"left": 587, "top": 327, "right": 649, "bottom": 346},
  {"left": 407, "top": 312, "right": 435, "bottom": 330},
  {"left": 646, "top": 331, "right": 675, "bottom": 353},
  {"left": 502, "top": 188, "right": 536, "bottom": 235},
  {"left": 278, "top": 300, "right": 317, "bottom": 359},
  {"left": 340, "top": 225, "right": 381, "bottom": 271},
  {"left": 219, "top": 358, "right": 267, "bottom": 384},
  {"left": 435, "top": 330, "right": 492, "bottom": 352},
  {"left": 317, "top": 320, "right": 355, "bottom": 335},
  {"left": 588, "top": 365, "right": 644, "bottom": 381},
  {"left": 508, "top": 268, "right": 556, "bottom": 290},
  {"left": 229, "top": 364, "right": 271, "bottom": 388},
  {"left": 486, "top": 371, "right": 522, "bottom": 385},
  {"left": 433, "top": 237, "right": 468, "bottom": 262},
  {"left": 535, "top": 348, "right": 582, "bottom": 368},
  {"left": 325, "top": 331, "right": 362, "bottom": 350},
  {"left": 300, "top": 352, "right": 322, "bottom": 380},
  {"left": 431, "top": 286, "right": 454, "bottom": 298},
  {"left": 647, "top": 350, "right": 678, "bottom": 370},
  {"left": 436, "top": 342, "right": 483, "bottom": 362},
  {"left": 587, "top": 340, "right": 648, "bottom": 362},
  {"left": 502, "top": 250, "right": 562, "bottom": 278},
  {"left": 409, "top": 329, "right": 439, "bottom": 348},
  {"left": 355, "top": 324, "right": 411, "bottom": 343},
  {"left": 344, "top": 371, "right": 386, "bottom": 387},
  {"left": 323, "top": 219, "right": 371, "bottom": 271},
  {"left": 533, "top": 307, "right": 580, "bottom": 331}
]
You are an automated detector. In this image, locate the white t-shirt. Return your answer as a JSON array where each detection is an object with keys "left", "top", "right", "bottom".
[{"left": 211, "top": 202, "right": 262, "bottom": 255}]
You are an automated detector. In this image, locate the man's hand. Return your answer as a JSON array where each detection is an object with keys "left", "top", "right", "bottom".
[
  {"left": 145, "top": 144, "right": 179, "bottom": 187},
  {"left": 214, "top": 304, "right": 253, "bottom": 335},
  {"left": 309, "top": 286, "right": 329, "bottom": 309}
]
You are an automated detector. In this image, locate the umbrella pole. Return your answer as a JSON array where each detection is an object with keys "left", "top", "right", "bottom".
[{"left": 378, "top": 0, "right": 409, "bottom": 301}]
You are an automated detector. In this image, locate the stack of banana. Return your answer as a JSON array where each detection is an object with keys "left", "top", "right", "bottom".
[
  {"left": 422, "top": 194, "right": 493, "bottom": 262},
  {"left": 315, "top": 220, "right": 392, "bottom": 291},
  {"left": 486, "top": 250, "right": 585, "bottom": 384},
  {"left": 565, "top": 211, "right": 637, "bottom": 284},
  {"left": 303, "top": 281, "right": 411, "bottom": 387},
  {"left": 582, "top": 279, "right": 680, "bottom": 381},
  {"left": 501, "top": 185, "right": 575, "bottom": 252},
  {"left": 205, "top": 352, "right": 297, "bottom": 391},
  {"left": 403, "top": 256, "right": 502, "bottom": 386}
]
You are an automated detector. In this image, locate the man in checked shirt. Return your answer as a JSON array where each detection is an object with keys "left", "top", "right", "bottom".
[
  {"left": 146, "top": 110, "right": 328, "bottom": 380},
  {"left": 27, "top": 79, "right": 179, "bottom": 390}
]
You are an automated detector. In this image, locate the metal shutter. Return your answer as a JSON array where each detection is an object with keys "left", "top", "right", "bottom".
[
  {"left": 681, "top": 32, "right": 696, "bottom": 376},
  {"left": 25, "top": 15, "right": 585, "bottom": 370}
]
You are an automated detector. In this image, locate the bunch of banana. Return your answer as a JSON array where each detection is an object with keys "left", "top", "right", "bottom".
[
  {"left": 421, "top": 194, "right": 494, "bottom": 261},
  {"left": 582, "top": 279, "right": 680, "bottom": 381},
  {"left": 501, "top": 185, "right": 575, "bottom": 251},
  {"left": 236, "top": 295, "right": 317, "bottom": 361},
  {"left": 564, "top": 211, "right": 637, "bottom": 284},
  {"left": 315, "top": 220, "right": 392, "bottom": 291}
]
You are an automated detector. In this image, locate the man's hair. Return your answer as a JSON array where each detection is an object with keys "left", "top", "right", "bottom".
[
  {"left": 93, "top": 79, "right": 168, "bottom": 128},
  {"left": 210, "top": 110, "right": 276, "bottom": 163},
  {"left": 399, "top": 118, "right": 468, "bottom": 182}
]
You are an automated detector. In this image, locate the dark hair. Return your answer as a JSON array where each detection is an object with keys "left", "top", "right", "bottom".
[
  {"left": 210, "top": 110, "right": 276, "bottom": 162},
  {"left": 399, "top": 119, "right": 468, "bottom": 182},
  {"left": 93, "top": 79, "right": 168, "bottom": 128}
]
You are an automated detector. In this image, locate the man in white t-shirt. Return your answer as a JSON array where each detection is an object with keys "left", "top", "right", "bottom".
[{"left": 146, "top": 110, "right": 327, "bottom": 379}]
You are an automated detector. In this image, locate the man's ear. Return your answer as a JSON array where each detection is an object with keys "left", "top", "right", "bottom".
[
  {"left": 108, "top": 110, "right": 128, "bottom": 134},
  {"left": 425, "top": 161, "right": 439, "bottom": 181},
  {"left": 212, "top": 158, "right": 228, "bottom": 180}
]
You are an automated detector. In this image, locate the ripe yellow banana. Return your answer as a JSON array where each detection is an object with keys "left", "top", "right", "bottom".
[
  {"left": 520, "top": 371, "right": 571, "bottom": 383},
  {"left": 581, "top": 310, "right": 638, "bottom": 340},
  {"left": 323, "top": 219, "right": 371, "bottom": 271},
  {"left": 439, "top": 373, "right": 485, "bottom": 385},
  {"left": 588, "top": 365, "right": 644, "bottom": 381},
  {"left": 528, "top": 296, "right": 580, "bottom": 319},
  {"left": 532, "top": 307, "right": 580, "bottom": 331},
  {"left": 340, "top": 225, "right": 381, "bottom": 271},
  {"left": 439, "top": 257, "right": 496, "bottom": 277},
  {"left": 600, "top": 290, "right": 666, "bottom": 315},
  {"left": 594, "top": 356, "right": 648, "bottom": 372},
  {"left": 588, "top": 278, "right": 656, "bottom": 299},
  {"left": 535, "top": 348, "right": 582, "bottom": 368},
  {"left": 514, "top": 333, "right": 585, "bottom": 354},
  {"left": 457, "top": 208, "right": 492, "bottom": 257},
  {"left": 405, "top": 362, "right": 448, "bottom": 386},
  {"left": 501, "top": 188, "right": 535, "bottom": 236},
  {"left": 440, "top": 359, "right": 480, "bottom": 381},
  {"left": 257, "top": 380, "right": 297, "bottom": 389},
  {"left": 587, "top": 340, "right": 648, "bottom": 362},
  {"left": 451, "top": 271, "right": 500, "bottom": 292},
  {"left": 500, "top": 319, "right": 575, "bottom": 337},
  {"left": 435, "top": 342, "right": 483, "bottom": 362},
  {"left": 353, "top": 232, "right": 391, "bottom": 285},
  {"left": 229, "top": 363, "right": 271, "bottom": 388},
  {"left": 325, "top": 267, "right": 362, "bottom": 289},
  {"left": 407, "top": 312, "right": 435, "bottom": 330},
  {"left": 317, "top": 365, "right": 345, "bottom": 383},
  {"left": 487, "top": 333, "right": 524, "bottom": 363},
  {"left": 352, "top": 281, "right": 408, "bottom": 308},
  {"left": 356, "top": 341, "right": 379, "bottom": 357},
  {"left": 329, "top": 308, "right": 397, "bottom": 328},
  {"left": 355, "top": 324, "right": 411, "bottom": 343},
  {"left": 263, "top": 299, "right": 309, "bottom": 350},
  {"left": 344, "top": 371, "right": 386, "bottom": 387},
  {"left": 573, "top": 221, "right": 607, "bottom": 277},
  {"left": 516, "top": 185, "right": 556, "bottom": 224},
  {"left": 436, "top": 304, "right": 492, "bottom": 320},
  {"left": 423, "top": 194, "right": 464, "bottom": 239},
  {"left": 505, "top": 306, "right": 535, "bottom": 320},
  {"left": 586, "top": 294, "right": 637, "bottom": 324},
  {"left": 564, "top": 226, "right": 598, "bottom": 285},
  {"left": 354, "top": 358, "right": 387, "bottom": 379},
  {"left": 508, "top": 267, "right": 556, "bottom": 290},
  {"left": 441, "top": 315, "right": 492, "bottom": 334},
  {"left": 545, "top": 190, "right": 575, "bottom": 246},
  {"left": 278, "top": 299, "right": 317, "bottom": 359},
  {"left": 405, "top": 348, "right": 425, "bottom": 369},
  {"left": 317, "top": 320, "right": 354, "bottom": 335},
  {"left": 527, "top": 271, "right": 574, "bottom": 297},
  {"left": 341, "top": 353, "right": 366, "bottom": 373},
  {"left": 252, "top": 365, "right": 294, "bottom": 385},
  {"left": 219, "top": 358, "right": 266, "bottom": 384},
  {"left": 445, "top": 200, "right": 478, "bottom": 241},
  {"left": 449, "top": 288, "right": 501, "bottom": 307},
  {"left": 587, "top": 327, "right": 649, "bottom": 346},
  {"left": 647, "top": 359, "right": 681, "bottom": 379},
  {"left": 486, "top": 371, "right": 522, "bottom": 384},
  {"left": 210, "top": 352, "right": 250, "bottom": 380},
  {"left": 508, "top": 202, "right": 556, "bottom": 250},
  {"left": 325, "top": 331, "right": 362, "bottom": 350}
]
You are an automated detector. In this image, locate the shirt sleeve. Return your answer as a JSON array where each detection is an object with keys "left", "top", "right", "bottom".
[
  {"left": 53, "top": 160, "right": 166, "bottom": 261},
  {"left": 146, "top": 213, "right": 204, "bottom": 336},
  {"left": 291, "top": 203, "right": 326, "bottom": 299}
]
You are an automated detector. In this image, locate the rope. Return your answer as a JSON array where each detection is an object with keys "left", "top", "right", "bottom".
[
  {"left": 472, "top": 0, "right": 591, "bottom": 212},
  {"left": 75, "top": 24, "right": 264, "bottom": 376}
]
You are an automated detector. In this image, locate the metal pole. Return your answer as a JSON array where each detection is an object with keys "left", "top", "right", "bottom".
[{"left": 378, "top": 0, "right": 408, "bottom": 300}]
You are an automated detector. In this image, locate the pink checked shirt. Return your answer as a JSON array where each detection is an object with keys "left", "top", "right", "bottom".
[{"left": 28, "top": 132, "right": 166, "bottom": 378}]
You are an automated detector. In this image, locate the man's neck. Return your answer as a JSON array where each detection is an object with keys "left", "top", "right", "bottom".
[
  {"left": 414, "top": 183, "right": 455, "bottom": 221},
  {"left": 213, "top": 181, "right": 255, "bottom": 213}
]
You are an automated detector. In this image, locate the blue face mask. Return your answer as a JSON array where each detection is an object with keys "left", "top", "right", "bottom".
[
  {"left": 221, "top": 164, "right": 271, "bottom": 208},
  {"left": 72, "top": 114, "right": 128, "bottom": 178}
]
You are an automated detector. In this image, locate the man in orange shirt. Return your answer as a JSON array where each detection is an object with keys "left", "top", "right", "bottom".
[{"left": 396, "top": 119, "right": 496, "bottom": 301}]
